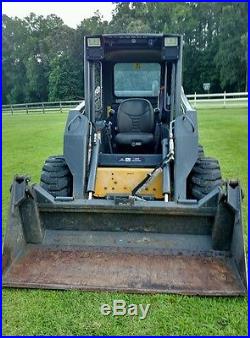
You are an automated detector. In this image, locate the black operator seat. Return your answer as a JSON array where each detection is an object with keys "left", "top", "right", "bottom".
[{"left": 115, "top": 98, "right": 155, "bottom": 147}]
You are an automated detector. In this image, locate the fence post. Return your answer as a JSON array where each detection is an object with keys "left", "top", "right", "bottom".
[
  {"left": 26, "top": 104, "right": 28, "bottom": 114},
  {"left": 42, "top": 103, "right": 45, "bottom": 114},
  {"left": 194, "top": 92, "right": 197, "bottom": 108},
  {"left": 60, "top": 101, "right": 62, "bottom": 113},
  {"left": 223, "top": 91, "right": 226, "bottom": 108},
  {"left": 11, "top": 105, "right": 13, "bottom": 115}
]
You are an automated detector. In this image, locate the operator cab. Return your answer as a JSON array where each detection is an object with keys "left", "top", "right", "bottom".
[{"left": 84, "top": 34, "right": 182, "bottom": 167}]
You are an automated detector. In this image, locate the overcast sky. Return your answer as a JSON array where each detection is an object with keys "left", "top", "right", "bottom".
[{"left": 2, "top": 2, "right": 116, "bottom": 27}]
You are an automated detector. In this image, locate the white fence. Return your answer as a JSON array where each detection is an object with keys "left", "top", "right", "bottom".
[
  {"left": 2, "top": 100, "right": 82, "bottom": 115},
  {"left": 187, "top": 92, "right": 248, "bottom": 109},
  {"left": 2, "top": 92, "right": 248, "bottom": 115}
]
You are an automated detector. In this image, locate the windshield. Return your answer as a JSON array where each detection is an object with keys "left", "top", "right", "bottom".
[{"left": 114, "top": 63, "right": 161, "bottom": 97}]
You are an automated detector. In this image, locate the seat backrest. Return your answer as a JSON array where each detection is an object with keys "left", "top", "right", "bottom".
[{"left": 117, "top": 99, "right": 154, "bottom": 133}]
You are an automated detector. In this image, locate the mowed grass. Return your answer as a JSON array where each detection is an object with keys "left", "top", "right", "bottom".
[{"left": 2, "top": 108, "right": 248, "bottom": 336}]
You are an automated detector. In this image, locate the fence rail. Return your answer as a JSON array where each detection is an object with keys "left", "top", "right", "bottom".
[
  {"left": 186, "top": 91, "right": 248, "bottom": 109},
  {"left": 2, "top": 100, "right": 82, "bottom": 115},
  {"left": 2, "top": 92, "right": 248, "bottom": 115}
]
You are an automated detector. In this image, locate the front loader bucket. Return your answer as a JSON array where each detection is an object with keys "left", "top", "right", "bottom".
[{"left": 2, "top": 177, "right": 247, "bottom": 296}]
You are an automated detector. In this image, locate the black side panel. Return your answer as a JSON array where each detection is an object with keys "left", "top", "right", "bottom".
[
  {"left": 174, "top": 110, "right": 198, "bottom": 200},
  {"left": 63, "top": 111, "right": 89, "bottom": 199}
]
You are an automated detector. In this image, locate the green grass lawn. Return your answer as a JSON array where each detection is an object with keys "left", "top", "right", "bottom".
[{"left": 2, "top": 108, "right": 248, "bottom": 336}]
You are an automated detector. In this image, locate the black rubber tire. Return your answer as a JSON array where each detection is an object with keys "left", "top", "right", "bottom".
[
  {"left": 198, "top": 144, "right": 205, "bottom": 158},
  {"left": 188, "top": 157, "right": 223, "bottom": 200},
  {"left": 40, "top": 156, "right": 72, "bottom": 197}
]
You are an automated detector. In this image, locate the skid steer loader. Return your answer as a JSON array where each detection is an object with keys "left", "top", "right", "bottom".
[{"left": 3, "top": 34, "right": 247, "bottom": 295}]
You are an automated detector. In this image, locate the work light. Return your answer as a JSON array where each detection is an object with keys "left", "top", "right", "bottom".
[
  {"left": 164, "top": 37, "right": 178, "bottom": 47},
  {"left": 87, "top": 37, "right": 101, "bottom": 47}
]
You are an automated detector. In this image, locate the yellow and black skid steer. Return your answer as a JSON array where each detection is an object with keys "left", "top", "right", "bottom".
[{"left": 2, "top": 34, "right": 247, "bottom": 295}]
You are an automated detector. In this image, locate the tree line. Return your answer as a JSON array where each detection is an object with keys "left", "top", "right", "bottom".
[{"left": 2, "top": 2, "right": 248, "bottom": 104}]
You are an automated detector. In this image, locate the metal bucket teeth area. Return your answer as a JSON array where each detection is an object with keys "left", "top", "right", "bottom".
[
  {"left": 3, "top": 180, "right": 247, "bottom": 296},
  {"left": 3, "top": 245, "right": 245, "bottom": 295}
]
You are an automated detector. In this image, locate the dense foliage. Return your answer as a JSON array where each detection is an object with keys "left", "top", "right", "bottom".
[{"left": 2, "top": 2, "right": 248, "bottom": 104}]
